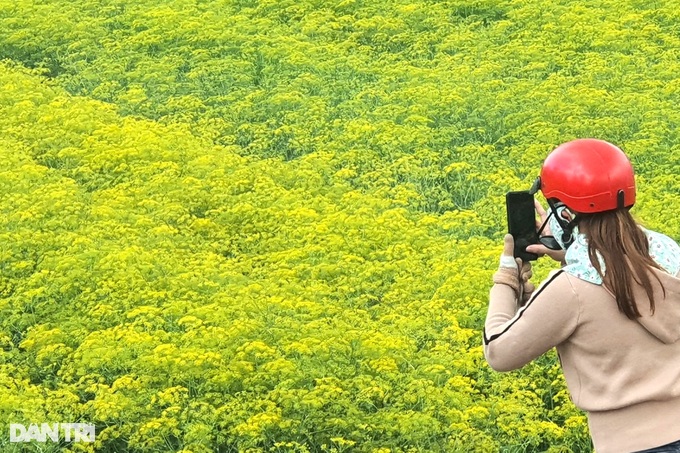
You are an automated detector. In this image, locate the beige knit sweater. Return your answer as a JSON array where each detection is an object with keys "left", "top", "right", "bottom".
[{"left": 484, "top": 267, "right": 680, "bottom": 453}]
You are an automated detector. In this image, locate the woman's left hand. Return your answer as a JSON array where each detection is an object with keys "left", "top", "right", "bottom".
[{"left": 495, "top": 234, "right": 535, "bottom": 305}]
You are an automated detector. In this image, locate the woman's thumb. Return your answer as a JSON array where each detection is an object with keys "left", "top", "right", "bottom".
[{"left": 502, "top": 234, "right": 515, "bottom": 257}]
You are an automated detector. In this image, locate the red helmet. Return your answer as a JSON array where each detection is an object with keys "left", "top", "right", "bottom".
[{"left": 540, "top": 139, "right": 636, "bottom": 213}]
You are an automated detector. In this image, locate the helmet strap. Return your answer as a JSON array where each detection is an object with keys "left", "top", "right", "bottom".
[
  {"left": 547, "top": 199, "right": 579, "bottom": 249},
  {"left": 536, "top": 213, "right": 561, "bottom": 250}
]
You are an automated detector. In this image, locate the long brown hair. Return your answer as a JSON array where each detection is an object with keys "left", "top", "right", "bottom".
[{"left": 577, "top": 209, "right": 665, "bottom": 319}]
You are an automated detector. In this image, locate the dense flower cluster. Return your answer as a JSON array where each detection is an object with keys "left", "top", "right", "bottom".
[{"left": 1, "top": 0, "right": 679, "bottom": 451}]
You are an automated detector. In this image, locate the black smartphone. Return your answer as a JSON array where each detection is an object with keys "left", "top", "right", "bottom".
[{"left": 505, "top": 191, "right": 539, "bottom": 261}]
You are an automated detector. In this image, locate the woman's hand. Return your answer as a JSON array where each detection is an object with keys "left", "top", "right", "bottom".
[
  {"left": 526, "top": 199, "right": 567, "bottom": 265},
  {"left": 495, "top": 234, "right": 535, "bottom": 305}
]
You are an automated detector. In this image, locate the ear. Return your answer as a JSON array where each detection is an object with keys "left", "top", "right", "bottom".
[{"left": 560, "top": 208, "right": 574, "bottom": 221}]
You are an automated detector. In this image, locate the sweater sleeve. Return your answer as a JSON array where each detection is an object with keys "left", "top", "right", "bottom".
[{"left": 483, "top": 270, "right": 580, "bottom": 372}]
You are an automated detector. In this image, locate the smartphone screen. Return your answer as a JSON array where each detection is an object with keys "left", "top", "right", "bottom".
[{"left": 505, "top": 191, "right": 539, "bottom": 261}]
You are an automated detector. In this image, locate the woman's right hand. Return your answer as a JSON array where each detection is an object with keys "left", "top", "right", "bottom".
[{"left": 526, "top": 199, "right": 567, "bottom": 265}]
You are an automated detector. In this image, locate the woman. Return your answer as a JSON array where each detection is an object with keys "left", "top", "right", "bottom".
[{"left": 484, "top": 139, "right": 680, "bottom": 453}]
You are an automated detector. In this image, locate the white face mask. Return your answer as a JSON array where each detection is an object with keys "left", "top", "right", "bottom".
[{"left": 548, "top": 205, "right": 577, "bottom": 250}]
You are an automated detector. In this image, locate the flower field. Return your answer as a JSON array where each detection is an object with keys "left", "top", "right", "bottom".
[{"left": 1, "top": 0, "right": 680, "bottom": 451}]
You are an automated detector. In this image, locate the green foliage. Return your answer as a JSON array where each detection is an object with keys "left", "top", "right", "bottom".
[{"left": 2, "top": 0, "right": 680, "bottom": 451}]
